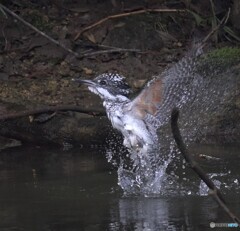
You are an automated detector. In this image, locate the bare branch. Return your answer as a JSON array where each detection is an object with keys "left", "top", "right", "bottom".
[
  {"left": 201, "top": 8, "right": 231, "bottom": 47},
  {"left": 79, "top": 48, "right": 142, "bottom": 58},
  {"left": 74, "top": 8, "right": 185, "bottom": 40},
  {"left": 0, "top": 3, "right": 81, "bottom": 57},
  {"left": 0, "top": 3, "right": 142, "bottom": 58},
  {"left": 171, "top": 108, "right": 240, "bottom": 225},
  {"left": 0, "top": 105, "right": 106, "bottom": 121}
]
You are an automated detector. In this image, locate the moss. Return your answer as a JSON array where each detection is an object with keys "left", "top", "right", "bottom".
[
  {"left": 206, "top": 47, "right": 240, "bottom": 63},
  {"left": 198, "top": 47, "right": 240, "bottom": 75},
  {"left": 204, "top": 47, "right": 240, "bottom": 65}
]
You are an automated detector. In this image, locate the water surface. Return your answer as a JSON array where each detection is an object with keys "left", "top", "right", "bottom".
[{"left": 0, "top": 145, "right": 239, "bottom": 231}]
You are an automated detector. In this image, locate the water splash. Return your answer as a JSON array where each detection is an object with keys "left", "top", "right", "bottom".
[
  {"left": 105, "top": 47, "right": 239, "bottom": 196},
  {"left": 106, "top": 137, "right": 179, "bottom": 196}
]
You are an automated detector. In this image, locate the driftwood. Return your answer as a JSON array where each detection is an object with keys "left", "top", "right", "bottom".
[{"left": 171, "top": 108, "right": 240, "bottom": 225}]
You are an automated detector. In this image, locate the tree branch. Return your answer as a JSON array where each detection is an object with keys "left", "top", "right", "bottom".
[
  {"left": 201, "top": 8, "right": 231, "bottom": 46},
  {"left": 0, "top": 3, "right": 142, "bottom": 58},
  {"left": 0, "top": 105, "right": 106, "bottom": 121},
  {"left": 74, "top": 8, "right": 185, "bottom": 40},
  {"left": 0, "top": 3, "right": 81, "bottom": 57},
  {"left": 171, "top": 108, "right": 240, "bottom": 225}
]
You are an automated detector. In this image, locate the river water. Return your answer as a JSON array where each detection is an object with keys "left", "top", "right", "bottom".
[{"left": 0, "top": 145, "right": 239, "bottom": 231}]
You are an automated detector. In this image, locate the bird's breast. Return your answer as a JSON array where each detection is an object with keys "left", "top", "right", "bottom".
[
  {"left": 104, "top": 104, "right": 124, "bottom": 130},
  {"left": 103, "top": 101, "right": 157, "bottom": 151}
]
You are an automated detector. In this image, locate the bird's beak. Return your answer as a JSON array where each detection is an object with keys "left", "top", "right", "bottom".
[{"left": 72, "top": 78, "right": 96, "bottom": 86}]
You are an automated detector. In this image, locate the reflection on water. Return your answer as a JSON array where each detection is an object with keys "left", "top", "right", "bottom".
[
  {"left": 117, "top": 197, "right": 220, "bottom": 230},
  {"left": 0, "top": 145, "right": 239, "bottom": 230}
]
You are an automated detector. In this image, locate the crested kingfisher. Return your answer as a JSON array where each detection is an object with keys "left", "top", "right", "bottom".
[{"left": 75, "top": 47, "right": 202, "bottom": 154}]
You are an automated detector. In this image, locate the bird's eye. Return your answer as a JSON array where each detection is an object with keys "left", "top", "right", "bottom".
[{"left": 99, "top": 80, "right": 107, "bottom": 85}]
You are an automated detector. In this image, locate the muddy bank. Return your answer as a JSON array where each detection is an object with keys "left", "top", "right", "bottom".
[
  {"left": 0, "top": 1, "right": 239, "bottom": 149},
  {"left": 0, "top": 48, "right": 239, "bottom": 149},
  {"left": 0, "top": 101, "right": 119, "bottom": 148}
]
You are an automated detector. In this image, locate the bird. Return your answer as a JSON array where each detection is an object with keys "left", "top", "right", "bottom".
[{"left": 75, "top": 46, "right": 202, "bottom": 155}]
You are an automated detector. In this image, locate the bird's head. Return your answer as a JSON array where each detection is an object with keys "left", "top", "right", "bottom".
[{"left": 74, "top": 73, "right": 132, "bottom": 100}]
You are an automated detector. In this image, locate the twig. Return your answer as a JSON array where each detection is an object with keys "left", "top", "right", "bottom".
[
  {"left": 0, "top": 105, "right": 106, "bottom": 121},
  {"left": 79, "top": 48, "right": 142, "bottom": 58},
  {"left": 1, "top": 24, "right": 9, "bottom": 51},
  {"left": 80, "top": 42, "right": 139, "bottom": 51},
  {"left": 171, "top": 108, "right": 240, "bottom": 225},
  {"left": 200, "top": 8, "right": 231, "bottom": 48},
  {"left": 74, "top": 8, "right": 185, "bottom": 40},
  {"left": 0, "top": 5, "right": 8, "bottom": 18},
  {"left": 0, "top": 3, "right": 140, "bottom": 58},
  {"left": 0, "top": 3, "right": 80, "bottom": 57}
]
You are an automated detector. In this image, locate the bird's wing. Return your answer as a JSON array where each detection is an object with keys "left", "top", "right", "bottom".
[
  {"left": 126, "top": 45, "right": 203, "bottom": 128},
  {"left": 126, "top": 77, "right": 164, "bottom": 118}
]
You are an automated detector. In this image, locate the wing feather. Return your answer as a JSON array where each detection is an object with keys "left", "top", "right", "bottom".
[
  {"left": 128, "top": 78, "right": 164, "bottom": 119},
  {"left": 126, "top": 45, "right": 203, "bottom": 127}
]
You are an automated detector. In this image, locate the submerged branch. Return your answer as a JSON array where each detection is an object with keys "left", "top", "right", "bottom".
[
  {"left": 0, "top": 105, "right": 106, "bottom": 121},
  {"left": 171, "top": 108, "right": 240, "bottom": 225}
]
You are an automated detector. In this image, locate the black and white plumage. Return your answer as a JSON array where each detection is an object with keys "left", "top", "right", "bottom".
[
  {"left": 75, "top": 46, "right": 202, "bottom": 154},
  {"left": 77, "top": 73, "right": 157, "bottom": 153}
]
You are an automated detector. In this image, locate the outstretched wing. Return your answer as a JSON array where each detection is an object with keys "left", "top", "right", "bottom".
[
  {"left": 126, "top": 77, "right": 164, "bottom": 118},
  {"left": 127, "top": 45, "right": 203, "bottom": 127}
]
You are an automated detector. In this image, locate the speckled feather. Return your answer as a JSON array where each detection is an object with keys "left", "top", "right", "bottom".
[{"left": 79, "top": 46, "right": 203, "bottom": 154}]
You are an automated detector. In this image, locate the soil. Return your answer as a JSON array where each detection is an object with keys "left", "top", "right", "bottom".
[
  {"left": 0, "top": 1, "right": 195, "bottom": 106},
  {"left": 0, "top": 0, "right": 239, "bottom": 149}
]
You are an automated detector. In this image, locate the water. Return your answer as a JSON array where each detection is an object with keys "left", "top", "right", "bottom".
[
  {"left": 0, "top": 49, "right": 239, "bottom": 229},
  {"left": 0, "top": 145, "right": 239, "bottom": 231}
]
